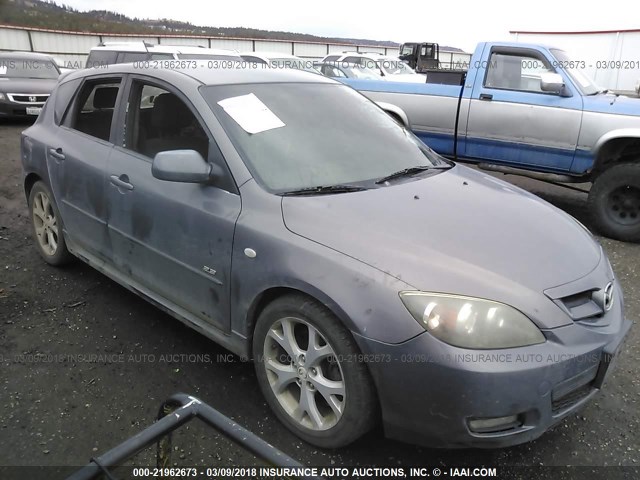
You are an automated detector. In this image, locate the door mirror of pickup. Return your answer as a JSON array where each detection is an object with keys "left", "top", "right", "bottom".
[
  {"left": 152, "top": 149, "right": 222, "bottom": 183},
  {"left": 540, "top": 73, "right": 565, "bottom": 94}
]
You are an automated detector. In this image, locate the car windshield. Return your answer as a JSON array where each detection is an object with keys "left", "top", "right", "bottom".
[
  {"left": 400, "top": 45, "right": 415, "bottom": 56},
  {"left": 378, "top": 58, "right": 416, "bottom": 75},
  {"left": 550, "top": 49, "right": 600, "bottom": 95},
  {"left": 0, "top": 58, "right": 59, "bottom": 79},
  {"left": 204, "top": 83, "right": 448, "bottom": 192}
]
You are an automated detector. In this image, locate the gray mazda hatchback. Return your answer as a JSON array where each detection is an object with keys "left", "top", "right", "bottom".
[{"left": 21, "top": 63, "right": 631, "bottom": 449}]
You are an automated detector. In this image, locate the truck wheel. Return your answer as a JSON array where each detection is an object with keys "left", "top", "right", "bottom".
[
  {"left": 253, "top": 294, "right": 377, "bottom": 448},
  {"left": 588, "top": 163, "right": 640, "bottom": 242},
  {"left": 28, "top": 181, "right": 73, "bottom": 266}
]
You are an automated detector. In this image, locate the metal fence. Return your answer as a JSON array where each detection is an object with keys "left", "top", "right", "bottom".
[{"left": 0, "top": 24, "right": 404, "bottom": 68}]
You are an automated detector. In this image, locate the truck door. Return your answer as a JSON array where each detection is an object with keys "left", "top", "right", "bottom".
[{"left": 464, "top": 47, "right": 582, "bottom": 172}]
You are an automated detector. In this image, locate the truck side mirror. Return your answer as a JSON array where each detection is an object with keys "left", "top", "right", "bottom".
[{"left": 540, "top": 73, "right": 565, "bottom": 94}]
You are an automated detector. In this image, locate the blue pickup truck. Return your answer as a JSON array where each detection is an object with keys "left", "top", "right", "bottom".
[{"left": 344, "top": 42, "right": 640, "bottom": 242}]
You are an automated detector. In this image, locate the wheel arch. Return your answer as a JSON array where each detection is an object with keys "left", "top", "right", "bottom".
[
  {"left": 24, "top": 172, "right": 43, "bottom": 201},
  {"left": 592, "top": 130, "right": 640, "bottom": 176},
  {"left": 245, "top": 284, "right": 357, "bottom": 343}
]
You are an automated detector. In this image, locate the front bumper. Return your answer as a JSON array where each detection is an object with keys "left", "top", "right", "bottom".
[
  {"left": 356, "top": 305, "right": 631, "bottom": 448},
  {"left": 0, "top": 98, "right": 45, "bottom": 118}
]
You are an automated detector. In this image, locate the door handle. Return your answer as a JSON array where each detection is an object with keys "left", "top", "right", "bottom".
[
  {"left": 110, "top": 174, "right": 134, "bottom": 191},
  {"left": 479, "top": 93, "right": 493, "bottom": 101},
  {"left": 49, "top": 148, "right": 65, "bottom": 161}
]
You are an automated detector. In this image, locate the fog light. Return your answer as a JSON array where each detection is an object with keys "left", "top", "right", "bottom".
[{"left": 468, "top": 415, "right": 522, "bottom": 433}]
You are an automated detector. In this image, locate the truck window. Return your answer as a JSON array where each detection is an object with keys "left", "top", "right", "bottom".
[{"left": 485, "top": 52, "right": 553, "bottom": 93}]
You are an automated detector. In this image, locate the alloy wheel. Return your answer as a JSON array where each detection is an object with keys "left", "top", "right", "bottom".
[{"left": 263, "top": 317, "right": 345, "bottom": 431}]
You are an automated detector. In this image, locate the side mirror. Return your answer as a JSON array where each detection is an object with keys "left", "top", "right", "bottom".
[
  {"left": 152, "top": 149, "right": 220, "bottom": 183},
  {"left": 540, "top": 72, "right": 565, "bottom": 94}
]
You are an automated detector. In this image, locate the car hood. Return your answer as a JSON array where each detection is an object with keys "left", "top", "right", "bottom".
[
  {"left": 282, "top": 165, "right": 601, "bottom": 326},
  {"left": 582, "top": 92, "right": 640, "bottom": 116},
  {"left": 0, "top": 77, "right": 58, "bottom": 94}
]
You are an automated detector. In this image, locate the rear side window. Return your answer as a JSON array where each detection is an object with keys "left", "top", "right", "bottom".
[
  {"left": 67, "top": 79, "right": 121, "bottom": 142},
  {"left": 150, "top": 53, "right": 174, "bottom": 60},
  {"left": 324, "top": 55, "right": 340, "bottom": 62},
  {"left": 116, "top": 52, "right": 150, "bottom": 64},
  {"left": 53, "top": 78, "right": 81, "bottom": 125},
  {"left": 86, "top": 50, "right": 117, "bottom": 68}
]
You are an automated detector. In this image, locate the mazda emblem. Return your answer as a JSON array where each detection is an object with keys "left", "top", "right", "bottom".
[{"left": 603, "top": 282, "right": 614, "bottom": 311}]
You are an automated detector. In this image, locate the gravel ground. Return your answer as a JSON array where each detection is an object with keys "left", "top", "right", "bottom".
[{"left": 0, "top": 119, "right": 638, "bottom": 479}]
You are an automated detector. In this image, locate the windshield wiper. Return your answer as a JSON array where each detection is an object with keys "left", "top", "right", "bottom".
[
  {"left": 280, "top": 184, "right": 368, "bottom": 196},
  {"left": 375, "top": 165, "right": 446, "bottom": 184}
]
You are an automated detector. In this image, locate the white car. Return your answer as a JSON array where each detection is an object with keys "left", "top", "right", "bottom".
[
  {"left": 321, "top": 51, "right": 424, "bottom": 83},
  {"left": 86, "top": 42, "right": 242, "bottom": 68},
  {"left": 239, "top": 52, "right": 317, "bottom": 72}
]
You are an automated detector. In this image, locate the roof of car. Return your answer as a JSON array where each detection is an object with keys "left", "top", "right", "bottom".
[
  {"left": 62, "top": 61, "right": 337, "bottom": 86},
  {"left": 240, "top": 52, "right": 300, "bottom": 60},
  {"left": 90, "top": 42, "right": 239, "bottom": 56},
  {"left": 0, "top": 51, "right": 58, "bottom": 62}
]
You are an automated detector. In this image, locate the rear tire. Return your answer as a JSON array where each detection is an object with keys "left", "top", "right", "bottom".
[
  {"left": 253, "top": 294, "right": 377, "bottom": 448},
  {"left": 588, "top": 163, "right": 640, "bottom": 242},
  {"left": 28, "top": 181, "right": 73, "bottom": 266}
]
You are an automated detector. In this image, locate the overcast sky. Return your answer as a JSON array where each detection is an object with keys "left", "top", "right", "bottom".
[{"left": 62, "top": 0, "right": 639, "bottom": 52}]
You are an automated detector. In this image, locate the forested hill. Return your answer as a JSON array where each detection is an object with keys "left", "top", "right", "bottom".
[{"left": 0, "top": 0, "right": 400, "bottom": 47}]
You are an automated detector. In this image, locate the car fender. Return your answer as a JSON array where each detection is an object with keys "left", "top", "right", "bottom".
[{"left": 374, "top": 101, "right": 411, "bottom": 129}]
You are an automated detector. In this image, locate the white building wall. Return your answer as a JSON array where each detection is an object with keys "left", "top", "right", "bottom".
[
  {"left": 101, "top": 35, "right": 159, "bottom": 45},
  {"left": 512, "top": 30, "right": 640, "bottom": 92},
  {"left": 159, "top": 36, "right": 208, "bottom": 47},
  {"left": 209, "top": 38, "right": 253, "bottom": 51},
  {"left": 253, "top": 40, "right": 291, "bottom": 54},
  {"left": 293, "top": 43, "right": 327, "bottom": 58},
  {"left": 0, "top": 27, "right": 30, "bottom": 51},
  {"left": 0, "top": 25, "right": 401, "bottom": 68},
  {"left": 31, "top": 31, "right": 99, "bottom": 54}
]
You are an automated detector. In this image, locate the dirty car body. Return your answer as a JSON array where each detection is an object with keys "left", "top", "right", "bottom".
[{"left": 21, "top": 63, "right": 631, "bottom": 448}]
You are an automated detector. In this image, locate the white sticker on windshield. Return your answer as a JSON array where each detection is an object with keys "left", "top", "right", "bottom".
[
  {"left": 217, "top": 93, "right": 285, "bottom": 134},
  {"left": 0, "top": 66, "right": 7, "bottom": 75}
]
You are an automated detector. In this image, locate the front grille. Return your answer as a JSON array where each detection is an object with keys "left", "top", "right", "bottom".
[
  {"left": 7, "top": 93, "right": 49, "bottom": 104},
  {"left": 558, "top": 289, "right": 603, "bottom": 320},
  {"left": 551, "top": 363, "right": 598, "bottom": 414},
  {"left": 552, "top": 383, "right": 593, "bottom": 413}
]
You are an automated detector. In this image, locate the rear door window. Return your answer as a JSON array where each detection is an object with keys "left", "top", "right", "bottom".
[{"left": 66, "top": 79, "right": 121, "bottom": 142}]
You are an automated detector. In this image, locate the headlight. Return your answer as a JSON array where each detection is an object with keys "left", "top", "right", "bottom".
[
  {"left": 399, "top": 292, "right": 545, "bottom": 349},
  {"left": 0, "top": 93, "right": 5, "bottom": 100}
]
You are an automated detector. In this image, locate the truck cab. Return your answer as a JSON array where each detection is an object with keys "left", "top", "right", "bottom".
[
  {"left": 399, "top": 42, "right": 439, "bottom": 72},
  {"left": 345, "top": 41, "right": 640, "bottom": 242}
]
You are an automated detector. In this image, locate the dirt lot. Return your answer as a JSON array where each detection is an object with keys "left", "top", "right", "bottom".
[{"left": 0, "top": 119, "right": 639, "bottom": 479}]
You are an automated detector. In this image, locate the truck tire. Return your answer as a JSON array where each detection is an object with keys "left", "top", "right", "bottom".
[
  {"left": 253, "top": 294, "right": 377, "bottom": 448},
  {"left": 588, "top": 163, "right": 640, "bottom": 242}
]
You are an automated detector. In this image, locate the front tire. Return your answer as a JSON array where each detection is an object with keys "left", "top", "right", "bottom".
[
  {"left": 588, "top": 163, "right": 640, "bottom": 242},
  {"left": 28, "top": 181, "right": 72, "bottom": 266},
  {"left": 253, "top": 294, "right": 376, "bottom": 448}
]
